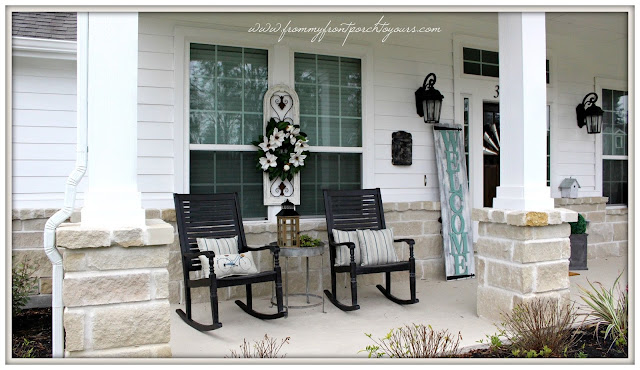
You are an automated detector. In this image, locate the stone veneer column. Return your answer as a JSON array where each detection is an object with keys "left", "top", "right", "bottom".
[
  {"left": 56, "top": 219, "right": 174, "bottom": 357},
  {"left": 473, "top": 208, "right": 577, "bottom": 322}
]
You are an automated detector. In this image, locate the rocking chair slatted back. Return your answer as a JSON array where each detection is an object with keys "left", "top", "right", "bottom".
[
  {"left": 321, "top": 188, "right": 419, "bottom": 311},
  {"left": 324, "top": 188, "right": 386, "bottom": 234},
  {"left": 174, "top": 193, "right": 248, "bottom": 272},
  {"left": 173, "top": 192, "right": 286, "bottom": 330}
]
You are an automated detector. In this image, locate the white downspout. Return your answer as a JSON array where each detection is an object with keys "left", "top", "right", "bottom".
[{"left": 43, "top": 12, "right": 88, "bottom": 358}]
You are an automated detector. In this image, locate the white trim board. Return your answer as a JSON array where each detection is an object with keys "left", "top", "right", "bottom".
[{"left": 12, "top": 36, "right": 77, "bottom": 60}]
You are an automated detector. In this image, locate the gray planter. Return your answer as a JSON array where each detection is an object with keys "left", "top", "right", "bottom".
[{"left": 569, "top": 233, "right": 588, "bottom": 270}]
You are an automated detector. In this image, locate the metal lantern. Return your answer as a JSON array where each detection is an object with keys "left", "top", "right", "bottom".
[
  {"left": 576, "top": 92, "right": 604, "bottom": 134},
  {"left": 415, "top": 72, "right": 444, "bottom": 123},
  {"left": 276, "top": 199, "right": 300, "bottom": 248}
]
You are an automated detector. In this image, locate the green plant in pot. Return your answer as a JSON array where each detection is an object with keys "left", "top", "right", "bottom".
[
  {"left": 299, "top": 234, "right": 322, "bottom": 248},
  {"left": 568, "top": 213, "right": 589, "bottom": 270}
]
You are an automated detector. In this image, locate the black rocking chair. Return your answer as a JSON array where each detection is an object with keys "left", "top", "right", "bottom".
[
  {"left": 174, "top": 193, "right": 286, "bottom": 331},
  {"left": 323, "top": 188, "right": 419, "bottom": 311}
]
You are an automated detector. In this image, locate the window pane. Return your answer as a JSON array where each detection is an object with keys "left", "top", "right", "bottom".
[
  {"left": 297, "top": 84, "right": 317, "bottom": 115},
  {"left": 189, "top": 111, "right": 216, "bottom": 144},
  {"left": 463, "top": 61, "right": 481, "bottom": 75},
  {"left": 243, "top": 113, "right": 263, "bottom": 145},
  {"left": 340, "top": 57, "right": 361, "bottom": 86},
  {"left": 463, "top": 47, "right": 480, "bottom": 61},
  {"left": 189, "top": 43, "right": 268, "bottom": 219},
  {"left": 317, "top": 85, "right": 340, "bottom": 116},
  {"left": 190, "top": 151, "right": 267, "bottom": 219},
  {"left": 603, "top": 159, "right": 628, "bottom": 205},
  {"left": 341, "top": 87, "right": 362, "bottom": 117},
  {"left": 341, "top": 118, "right": 362, "bottom": 147},
  {"left": 294, "top": 53, "right": 363, "bottom": 216},
  {"left": 601, "top": 89, "right": 612, "bottom": 111},
  {"left": 316, "top": 55, "right": 340, "bottom": 85},
  {"left": 316, "top": 116, "right": 340, "bottom": 146},
  {"left": 481, "top": 50, "right": 498, "bottom": 64},
  {"left": 244, "top": 80, "right": 268, "bottom": 113},
  {"left": 294, "top": 53, "right": 317, "bottom": 83},
  {"left": 217, "top": 46, "right": 243, "bottom": 78},
  {"left": 216, "top": 113, "right": 242, "bottom": 145},
  {"left": 297, "top": 153, "right": 362, "bottom": 216},
  {"left": 482, "top": 64, "right": 499, "bottom": 78}
]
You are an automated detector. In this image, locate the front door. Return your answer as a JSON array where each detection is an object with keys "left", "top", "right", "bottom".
[{"left": 483, "top": 103, "right": 500, "bottom": 207}]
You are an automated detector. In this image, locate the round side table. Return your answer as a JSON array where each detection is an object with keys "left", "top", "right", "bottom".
[{"left": 270, "top": 243, "right": 325, "bottom": 314}]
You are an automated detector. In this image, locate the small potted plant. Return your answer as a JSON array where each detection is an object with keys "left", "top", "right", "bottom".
[
  {"left": 299, "top": 234, "right": 323, "bottom": 248},
  {"left": 568, "top": 213, "right": 589, "bottom": 270}
]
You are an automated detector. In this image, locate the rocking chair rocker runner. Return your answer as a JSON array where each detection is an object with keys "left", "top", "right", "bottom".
[
  {"left": 323, "top": 188, "right": 419, "bottom": 311},
  {"left": 174, "top": 193, "right": 286, "bottom": 331}
]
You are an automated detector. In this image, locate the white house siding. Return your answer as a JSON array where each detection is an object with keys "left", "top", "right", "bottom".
[
  {"left": 11, "top": 56, "right": 85, "bottom": 208},
  {"left": 11, "top": 12, "right": 628, "bottom": 210},
  {"left": 137, "top": 16, "right": 176, "bottom": 207},
  {"left": 546, "top": 14, "right": 628, "bottom": 197}
]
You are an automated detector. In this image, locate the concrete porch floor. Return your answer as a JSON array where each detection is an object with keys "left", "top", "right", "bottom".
[{"left": 169, "top": 256, "right": 628, "bottom": 358}]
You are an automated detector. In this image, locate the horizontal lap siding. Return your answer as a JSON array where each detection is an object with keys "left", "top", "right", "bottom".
[
  {"left": 137, "top": 17, "right": 176, "bottom": 207},
  {"left": 372, "top": 26, "right": 456, "bottom": 204},
  {"left": 11, "top": 56, "right": 86, "bottom": 208},
  {"left": 11, "top": 13, "right": 626, "bottom": 210},
  {"left": 548, "top": 30, "right": 627, "bottom": 196}
]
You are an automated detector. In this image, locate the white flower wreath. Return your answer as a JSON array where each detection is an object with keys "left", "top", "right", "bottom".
[{"left": 253, "top": 118, "right": 310, "bottom": 181}]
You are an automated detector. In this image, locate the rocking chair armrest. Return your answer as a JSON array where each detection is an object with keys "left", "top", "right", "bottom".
[
  {"left": 330, "top": 241, "right": 356, "bottom": 250},
  {"left": 394, "top": 238, "right": 416, "bottom": 259},
  {"left": 394, "top": 238, "right": 415, "bottom": 246},
  {"left": 330, "top": 241, "right": 357, "bottom": 264},
  {"left": 182, "top": 250, "right": 216, "bottom": 260},
  {"left": 245, "top": 245, "right": 272, "bottom": 252}
]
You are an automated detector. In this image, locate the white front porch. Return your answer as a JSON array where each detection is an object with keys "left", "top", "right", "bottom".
[{"left": 169, "top": 256, "right": 627, "bottom": 358}]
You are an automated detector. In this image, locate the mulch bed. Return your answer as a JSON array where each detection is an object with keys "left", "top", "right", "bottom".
[
  {"left": 12, "top": 308, "right": 53, "bottom": 358},
  {"left": 11, "top": 308, "right": 627, "bottom": 359},
  {"left": 458, "top": 329, "right": 627, "bottom": 358}
]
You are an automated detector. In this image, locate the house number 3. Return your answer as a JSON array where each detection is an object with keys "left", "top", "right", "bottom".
[{"left": 494, "top": 85, "right": 499, "bottom": 98}]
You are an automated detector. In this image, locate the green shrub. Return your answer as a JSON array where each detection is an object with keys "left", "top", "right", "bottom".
[
  {"left": 569, "top": 213, "right": 587, "bottom": 234},
  {"left": 12, "top": 259, "right": 39, "bottom": 315},
  {"left": 499, "top": 298, "right": 579, "bottom": 357},
  {"left": 361, "top": 324, "right": 462, "bottom": 358},
  {"left": 578, "top": 271, "right": 628, "bottom": 351}
]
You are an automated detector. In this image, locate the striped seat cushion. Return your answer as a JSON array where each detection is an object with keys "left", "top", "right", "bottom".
[
  {"left": 356, "top": 228, "right": 398, "bottom": 266},
  {"left": 331, "top": 229, "right": 362, "bottom": 266},
  {"left": 196, "top": 236, "right": 239, "bottom": 256}
]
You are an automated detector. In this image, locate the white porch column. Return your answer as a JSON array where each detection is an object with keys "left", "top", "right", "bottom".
[
  {"left": 81, "top": 12, "right": 145, "bottom": 228},
  {"left": 493, "top": 12, "right": 554, "bottom": 211}
]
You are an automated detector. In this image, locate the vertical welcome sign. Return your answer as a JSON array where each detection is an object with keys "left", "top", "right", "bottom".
[{"left": 433, "top": 124, "right": 475, "bottom": 280}]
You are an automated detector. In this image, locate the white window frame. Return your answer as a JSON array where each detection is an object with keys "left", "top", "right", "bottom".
[
  {"left": 595, "top": 77, "right": 628, "bottom": 207},
  {"left": 174, "top": 26, "right": 373, "bottom": 222}
]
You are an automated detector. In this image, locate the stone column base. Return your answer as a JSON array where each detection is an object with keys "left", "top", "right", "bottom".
[
  {"left": 472, "top": 208, "right": 577, "bottom": 323},
  {"left": 57, "top": 219, "right": 174, "bottom": 357}
]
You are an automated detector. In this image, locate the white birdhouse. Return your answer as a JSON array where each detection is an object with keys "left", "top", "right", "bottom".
[{"left": 559, "top": 178, "right": 581, "bottom": 198}]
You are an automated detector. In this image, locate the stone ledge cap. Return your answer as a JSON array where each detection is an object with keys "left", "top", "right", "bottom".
[
  {"left": 554, "top": 196, "right": 609, "bottom": 206},
  {"left": 472, "top": 208, "right": 578, "bottom": 226},
  {"left": 56, "top": 219, "right": 174, "bottom": 249},
  {"left": 605, "top": 207, "right": 628, "bottom": 215}
]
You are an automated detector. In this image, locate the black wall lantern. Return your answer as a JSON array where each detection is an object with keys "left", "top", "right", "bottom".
[
  {"left": 415, "top": 73, "right": 444, "bottom": 123},
  {"left": 576, "top": 92, "right": 604, "bottom": 134}
]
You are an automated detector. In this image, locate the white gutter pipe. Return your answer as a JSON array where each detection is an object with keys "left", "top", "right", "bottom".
[{"left": 43, "top": 12, "right": 88, "bottom": 358}]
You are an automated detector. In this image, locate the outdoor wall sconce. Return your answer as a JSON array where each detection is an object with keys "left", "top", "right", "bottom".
[
  {"left": 415, "top": 72, "right": 444, "bottom": 123},
  {"left": 576, "top": 92, "right": 603, "bottom": 134}
]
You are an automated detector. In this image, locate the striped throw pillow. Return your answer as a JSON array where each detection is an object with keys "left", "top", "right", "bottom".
[
  {"left": 196, "top": 236, "right": 239, "bottom": 256},
  {"left": 331, "top": 229, "right": 362, "bottom": 266},
  {"left": 356, "top": 229, "right": 398, "bottom": 266}
]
